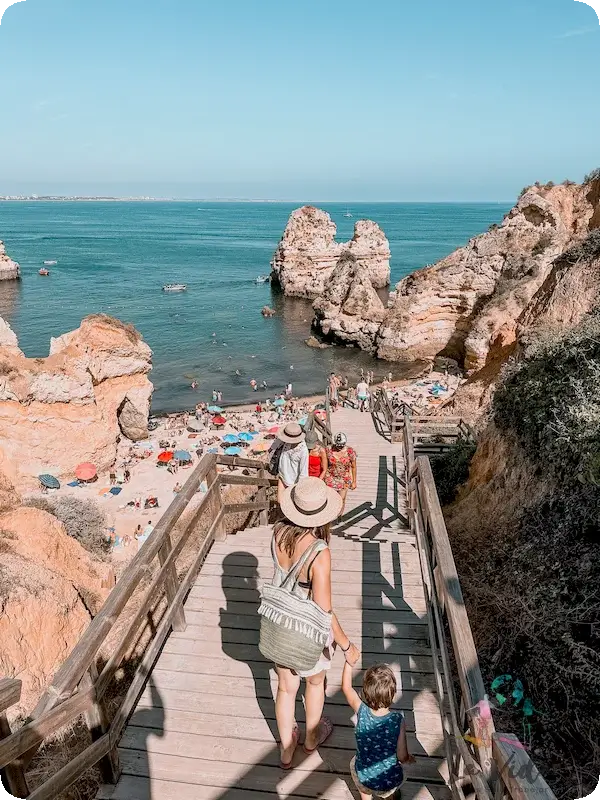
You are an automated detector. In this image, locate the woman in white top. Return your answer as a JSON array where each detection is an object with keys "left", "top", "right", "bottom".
[
  {"left": 275, "top": 422, "right": 309, "bottom": 503},
  {"left": 271, "top": 478, "right": 360, "bottom": 768}
]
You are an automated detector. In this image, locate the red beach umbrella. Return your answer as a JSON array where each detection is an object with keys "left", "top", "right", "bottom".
[
  {"left": 75, "top": 462, "right": 97, "bottom": 481},
  {"left": 267, "top": 426, "right": 279, "bottom": 434},
  {"left": 212, "top": 416, "right": 227, "bottom": 426},
  {"left": 157, "top": 451, "right": 175, "bottom": 463}
]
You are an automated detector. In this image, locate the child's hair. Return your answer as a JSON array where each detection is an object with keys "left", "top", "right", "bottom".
[{"left": 362, "top": 664, "right": 397, "bottom": 710}]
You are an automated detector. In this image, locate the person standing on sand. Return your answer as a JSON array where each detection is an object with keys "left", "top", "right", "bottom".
[
  {"left": 286, "top": 382, "right": 293, "bottom": 399},
  {"left": 324, "top": 432, "right": 357, "bottom": 518},
  {"left": 274, "top": 423, "right": 309, "bottom": 503},
  {"left": 328, "top": 372, "right": 340, "bottom": 412}
]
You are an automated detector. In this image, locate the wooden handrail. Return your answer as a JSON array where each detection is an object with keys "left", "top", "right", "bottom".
[{"left": 0, "top": 451, "right": 275, "bottom": 798}]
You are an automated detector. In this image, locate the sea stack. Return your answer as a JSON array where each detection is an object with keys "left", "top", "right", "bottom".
[
  {"left": 313, "top": 252, "right": 386, "bottom": 353},
  {"left": 0, "top": 240, "right": 21, "bottom": 280},
  {"left": 271, "top": 206, "right": 390, "bottom": 299}
]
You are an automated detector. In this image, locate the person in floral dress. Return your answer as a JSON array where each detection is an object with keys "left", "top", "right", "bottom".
[{"left": 324, "top": 432, "right": 357, "bottom": 518}]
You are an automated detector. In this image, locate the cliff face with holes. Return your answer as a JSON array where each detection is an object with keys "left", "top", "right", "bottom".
[
  {"left": 271, "top": 206, "right": 390, "bottom": 299},
  {"left": 0, "top": 314, "right": 153, "bottom": 489},
  {"left": 377, "top": 180, "right": 600, "bottom": 372}
]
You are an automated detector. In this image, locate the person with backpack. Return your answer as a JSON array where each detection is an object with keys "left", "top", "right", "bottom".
[
  {"left": 258, "top": 477, "right": 360, "bottom": 769},
  {"left": 269, "top": 422, "right": 309, "bottom": 503}
]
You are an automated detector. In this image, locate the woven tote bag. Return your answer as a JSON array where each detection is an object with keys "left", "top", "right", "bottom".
[{"left": 258, "top": 539, "right": 332, "bottom": 672}]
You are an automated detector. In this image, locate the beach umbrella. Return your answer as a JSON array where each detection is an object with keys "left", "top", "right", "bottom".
[
  {"left": 274, "top": 398, "right": 286, "bottom": 407},
  {"left": 212, "top": 415, "right": 227, "bottom": 426},
  {"left": 188, "top": 419, "right": 203, "bottom": 432},
  {"left": 224, "top": 446, "right": 242, "bottom": 456},
  {"left": 208, "top": 405, "right": 223, "bottom": 413},
  {"left": 174, "top": 450, "right": 192, "bottom": 462},
  {"left": 75, "top": 462, "right": 97, "bottom": 481},
  {"left": 109, "top": 487, "right": 122, "bottom": 496},
  {"left": 222, "top": 433, "right": 240, "bottom": 444},
  {"left": 207, "top": 447, "right": 219, "bottom": 454},
  {"left": 39, "top": 473, "right": 60, "bottom": 489},
  {"left": 158, "top": 451, "right": 175, "bottom": 463},
  {"left": 298, "top": 416, "right": 307, "bottom": 426},
  {"left": 238, "top": 432, "right": 253, "bottom": 442},
  {"left": 267, "top": 426, "right": 279, "bottom": 434},
  {"left": 252, "top": 441, "right": 269, "bottom": 453}
]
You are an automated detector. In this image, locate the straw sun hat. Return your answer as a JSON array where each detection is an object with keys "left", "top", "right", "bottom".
[
  {"left": 280, "top": 477, "right": 343, "bottom": 527},
  {"left": 277, "top": 422, "right": 305, "bottom": 444}
]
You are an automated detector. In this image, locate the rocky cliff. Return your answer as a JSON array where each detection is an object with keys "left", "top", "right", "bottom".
[
  {"left": 0, "top": 470, "right": 113, "bottom": 715},
  {"left": 271, "top": 206, "right": 390, "bottom": 298},
  {"left": 377, "top": 180, "right": 600, "bottom": 370},
  {"left": 0, "top": 314, "right": 153, "bottom": 489},
  {"left": 0, "top": 240, "right": 20, "bottom": 281},
  {"left": 313, "top": 252, "right": 386, "bottom": 352}
]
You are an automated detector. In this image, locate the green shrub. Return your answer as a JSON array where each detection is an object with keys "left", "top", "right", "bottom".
[
  {"left": 430, "top": 441, "right": 477, "bottom": 505},
  {"left": 583, "top": 167, "right": 600, "bottom": 184}
]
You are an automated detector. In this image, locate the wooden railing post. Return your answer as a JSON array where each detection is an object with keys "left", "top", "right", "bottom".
[
  {"left": 257, "top": 467, "right": 268, "bottom": 526},
  {"left": 209, "top": 465, "right": 226, "bottom": 541},
  {"left": 80, "top": 667, "right": 120, "bottom": 785},
  {"left": 0, "top": 679, "right": 29, "bottom": 798},
  {"left": 158, "top": 532, "right": 186, "bottom": 632}
]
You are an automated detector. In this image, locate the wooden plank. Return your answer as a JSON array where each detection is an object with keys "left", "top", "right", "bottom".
[
  {"left": 119, "top": 728, "right": 447, "bottom": 781},
  {"left": 193, "top": 571, "right": 427, "bottom": 592},
  {"left": 196, "top": 560, "right": 424, "bottom": 579},
  {"left": 150, "top": 666, "right": 438, "bottom": 697},
  {"left": 223, "top": 501, "right": 269, "bottom": 514},
  {"left": 169, "top": 623, "right": 430, "bottom": 654},
  {"left": 122, "top": 715, "right": 443, "bottom": 756},
  {"left": 185, "top": 585, "right": 427, "bottom": 610},
  {"left": 0, "top": 680, "right": 21, "bottom": 714},
  {"left": 99, "top": 774, "right": 451, "bottom": 800},
  {"left": 217, "top": 454, "right": 271, "bottom": 469},
  {"left": 134, "top": 687, "right": 444, "bottom": 735},
  {"left": 0, "top": 711, "right": 29, "bottom": 798},
  {"left": 157, "top": 533, "right": 186, "bottom": 633},
  {"left": 155, "top": 650, "right": 437, "bottom": 679},
  {"left": 218, "top": 474, "right": 273, "bottom": 488},
  {"left": 186, "top": 596, "right": 427, "bottom": 623},
  {"left": 492, "top": 734, "right": 556, "bottom": 800},
  {"left": 163, "top": 630, "right": 431, "bottom": 659}
]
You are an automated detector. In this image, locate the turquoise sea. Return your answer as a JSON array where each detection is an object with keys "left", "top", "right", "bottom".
[{"left": 0, "top": 202, "right": 510, "bottom": 413}]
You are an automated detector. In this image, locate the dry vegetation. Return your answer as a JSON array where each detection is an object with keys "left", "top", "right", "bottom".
[
  {"left": 436, "top": 314, "right": 600, "bottom": 798},
  {"left": 24, "top": 495, "right": 111, "bottom": 558}
]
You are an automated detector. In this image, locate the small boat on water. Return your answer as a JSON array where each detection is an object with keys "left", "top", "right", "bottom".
[
  {"left": 43, "top": 260, "right": 57, "bottom": 266},
  {"left": 344, "top": 209, "right": 353, "bottom": 218},
  {"left": 39, "top": 268, "right": 50, "bottom": 276},
  {"left": 162, "top": 284, "right": 187, "bottom": 292},
  {"left": 254, "top": 275, "right": 270, "bottom": 284}
]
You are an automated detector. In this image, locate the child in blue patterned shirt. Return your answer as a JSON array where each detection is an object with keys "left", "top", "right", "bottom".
[{"left": 342, "top": 660, "right": 415, "bottom": 799}]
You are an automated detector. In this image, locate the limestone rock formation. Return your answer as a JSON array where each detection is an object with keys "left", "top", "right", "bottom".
[
  {"left": 0, "top": 505, "right": 113, "bottom": 715},
  {"left": 313, "top": 252, "right": 387, "bottom": 352},
  {"left": 0, "top": 314, "right": 153, "bottom": 489},
  {"left": 0, "top": 240, "right": 20, "bottom": 281},
  {"left": 271, "top": 206, "right": 390, "bottom": 299},
  {"left": 377, "top": 180, "right": 600, "bottom": 372}
]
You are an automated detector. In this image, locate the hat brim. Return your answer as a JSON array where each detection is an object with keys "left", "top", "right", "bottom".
[
  {"left": 277, "top": 427, "right": 305, "bottom": 444},
  {"left": 280, "top": 483, "right": 343, "bottom": 527}
]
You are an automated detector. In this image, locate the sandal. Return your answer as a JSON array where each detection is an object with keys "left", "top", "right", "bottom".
[
  {"left": 280, "top": 723, "right": 300, "bottom": 770},
  {"left": 303, "top": 716, "right": 334, "bottom": 754}
]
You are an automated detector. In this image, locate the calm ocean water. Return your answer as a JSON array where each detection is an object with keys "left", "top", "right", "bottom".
[{"left": 0, "top": 202, "right": 510, "bottom": 413}]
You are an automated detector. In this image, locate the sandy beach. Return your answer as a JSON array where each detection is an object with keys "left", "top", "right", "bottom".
[{"left": 23, "top": 370, "right": 461, "bottom": 567}]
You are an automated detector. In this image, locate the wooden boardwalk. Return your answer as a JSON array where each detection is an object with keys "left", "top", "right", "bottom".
[{"left": 98, "top": 407, "right": 449, "bottom": 800}]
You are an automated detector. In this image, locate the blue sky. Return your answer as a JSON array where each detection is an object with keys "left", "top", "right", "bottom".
[{"left": 0, "top": 0, "right": 598, "bottom": 200}]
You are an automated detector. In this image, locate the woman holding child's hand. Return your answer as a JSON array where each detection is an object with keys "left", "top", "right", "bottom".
[{"left": 266, "top": 477, "right": 361, "bottom": 769}]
